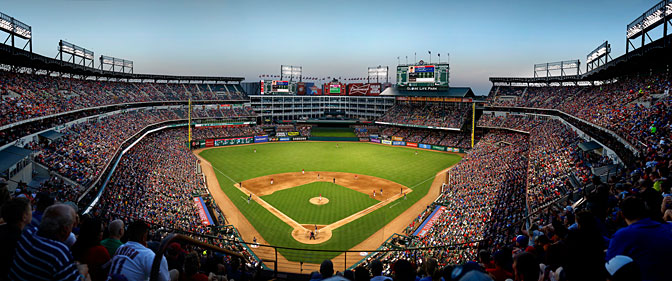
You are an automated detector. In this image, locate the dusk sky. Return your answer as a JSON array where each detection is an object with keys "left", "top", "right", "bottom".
[{"left": 2, "top": 0, "right": 661, "bottom": 94}]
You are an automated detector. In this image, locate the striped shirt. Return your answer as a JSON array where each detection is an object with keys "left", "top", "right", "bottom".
[{"left": 8, "top": 226, "right": 81, "bottom": 281}]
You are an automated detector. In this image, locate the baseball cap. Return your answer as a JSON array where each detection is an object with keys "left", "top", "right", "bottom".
[
  {"left": 605, "top": 255, "right": 634, "bottom": 276},
  {"left": 515, "top": 235, "right": 529, "bottom": 247}
]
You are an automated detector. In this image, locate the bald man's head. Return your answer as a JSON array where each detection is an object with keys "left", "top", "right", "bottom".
[{"left": 38, "top": 204, "right": 77, "bottom": 242}]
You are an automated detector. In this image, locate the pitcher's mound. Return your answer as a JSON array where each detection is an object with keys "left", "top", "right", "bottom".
[{"left": 309, "top": 197, "right": 329, "bottom": 205}]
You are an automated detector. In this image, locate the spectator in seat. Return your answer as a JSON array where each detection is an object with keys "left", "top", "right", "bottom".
[
  {"left": 606, "top": 196, "right": 672, "bottom": 281},
  {"left": 512, "top": 252, "right": 539, "bottom": 281},
  {"left": 486, "top": 250, "right": 513, "bottom": 281},
  {"left": 30, "top": 191, "right": 54, "bottom": 228},
  {"left": 8, "top": 204, "right": 89, "bottom": 280},
  {"left": 0, "top": 197, "right": 31, "bottom": 280},
  {"left": 370, "top": 259, "right": 390, "bottom": 281},
  {"left": 72, "top": 217, "right": 111, "bottom": 281},
  {"left": 354, "top": 265, "right": 371, "bottom": 281},
  {"left": 101, "top": 219, "right": 124, "bottom": 257},
  {"left": 182, "top": 252, "right": 208, "bottom": 281},
  {"left": 107, "top": 220, "right": 172, "bottom": 281}
]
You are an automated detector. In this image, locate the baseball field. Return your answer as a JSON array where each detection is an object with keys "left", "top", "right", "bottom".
[{"left": 197, "top": 142, "right": 461, "bottom": 264}]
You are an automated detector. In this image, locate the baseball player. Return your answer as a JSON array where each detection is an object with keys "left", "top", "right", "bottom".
[
  {"left": 302, "top": 169, "right": 305, "bottom": 175},
  {"left": 254, "top": 148, "right": 257, "bottom": 153},
  {"left": 270, "top": 178, "right": 274, "bottom": 185},
  {"left": 373, "top": 190, "right": 376, "bottom": 198},
  {"left": 333, "top": 178, "right": 335, "bottom": 184},
  {"left": 248, "top": 193, "right": 251, "bottom": 204},
  {"left": 380, "top": 188, "right": 383, "bottom": 196}
]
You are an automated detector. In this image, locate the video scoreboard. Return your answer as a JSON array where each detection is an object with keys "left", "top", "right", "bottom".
[
  {"left": 397, "top": 61, "right": 449, "bottom": 91},
  {"left": 261, "top": 80, "right": 296, "bottom": 94}
]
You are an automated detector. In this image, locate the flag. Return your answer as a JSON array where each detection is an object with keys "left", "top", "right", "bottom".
[{"left": 428, "top": 50, "right": 431, "bottom": 55}]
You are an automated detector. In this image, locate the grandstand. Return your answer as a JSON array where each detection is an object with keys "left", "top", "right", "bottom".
[{"left": 1, "top": 1, "right": 672, "bottom": 281}]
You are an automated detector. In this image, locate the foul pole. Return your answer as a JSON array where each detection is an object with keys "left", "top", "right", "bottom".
[
  {"left": 188, "top": 98, "right": 192, "bottom": 149},
  {"left": 471, "top": 102, "right": 475, "bottom": 148}
]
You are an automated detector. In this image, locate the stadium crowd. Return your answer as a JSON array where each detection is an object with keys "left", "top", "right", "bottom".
[
  {"left": 487, "top": 74, "right": 671, "bottom": 152},
  {"left": 1, "top": 70, "right": 672, "bottom": 280},
  {"left": 379, "top": 103, "right": 468, "bottom": 129},
  {"left": 0, "top": 70, "right": 249, "bottom": 126}
]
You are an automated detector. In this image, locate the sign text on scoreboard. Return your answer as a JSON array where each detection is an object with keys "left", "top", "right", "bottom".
[
  {"left": 271, "top": 80, "right": 289, "bottom": 93},
  {"left": 409, "top": 65, "right": 435, "bottom": 83}
]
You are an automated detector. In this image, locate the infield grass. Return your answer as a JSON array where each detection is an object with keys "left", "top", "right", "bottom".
[
  {"left": 199, "top": 142, "right": 461, "bottom": 263},
  {"left": 261, "top": 182, "right": 378, "bottom": 225},
  {"left": 310, "top": 127, "right": 357, "bottom": 138}
]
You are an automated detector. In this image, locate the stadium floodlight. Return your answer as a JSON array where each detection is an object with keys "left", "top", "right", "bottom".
[
  {"left": 367, "top": 66, "right": 389, "bottom": 83},
  {"left": 58, "top": 40, "right": 95, "bottom": 67},
  {"left": 100, "top": 55, "right": 134, "bottom": 73},
  {"left": 586, "top": 41, "right": 611, "bottom": 72},
  {"left": 533, "top": 60, "right": 580, "bottom": 78},
  {"left": 626, "top": 0, "right": 672, "bottom": 53},
  {"left": 280, "top": 65, "right": 302, "bottom": 82},
  {"left": 0, "top": 11, "right": 32, "bottom": 52}
]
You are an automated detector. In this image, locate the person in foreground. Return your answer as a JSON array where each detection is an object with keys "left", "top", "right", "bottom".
[
  {"left": 107, "top": 220, "right": 172, "bottom": 281},
  {"left": 8, "top": 203, "right": 90, "bottom": 280}
]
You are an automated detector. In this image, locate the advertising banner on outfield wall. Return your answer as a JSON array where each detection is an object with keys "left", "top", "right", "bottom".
[
  {"left": 370, "top": 134, "right": 379, "bottom": 139},
  {"left": 288, "top": 132, "right": 300, "bottom": 136},
  {"left": 382, "top": 140, "right": 392, "bottom": 145},
  {"left": 214, "top": 137, "right": 253, "bottom": 147},
  {"left": 419, "top": 144, "right": 432, "bottom": 149},
  {"left": 206, "top": 139, "right": 214, "bottom": 147},
  {"left": 392, "top": 141, "right": 406, "bottom": 146},
  {"left": 279, "top": 137, "right": 291, "bottom": 141},
  {"left": 254, "top": 135, "right": 268, "bottom": 143},
  {"left": 370, "top": 138, "right": 381, "bottom": 143},
  {"left": 406, "top": 142, "right": 418, "bottom": 147},
  {"left": 292, "top": 137, "right": 307, "bottom": 141},
  {"left": 359, "top": 138, "right": 369, "bottom": 142},
  {"left": 431, "top": 145, "right": 446, "bottom": 151},
  {"left": 276, "top": 132, "right": 287, "bottom": 137},
  {"left": 392, "top": 136, "right": 404, "bottom": 141}
]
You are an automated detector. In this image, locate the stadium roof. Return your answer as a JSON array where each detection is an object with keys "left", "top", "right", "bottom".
[
  {"left": 0, "top": 44, "right": 244, "bottom": 82},
  {"left": 384, "top": 87, "right": 476, "bottom": 98},
  {"left": 0, "top": 146, "right": 31, "bottom": 174},
  {"left": 38, "top": 130, "right": 65, "bottom": 142},
  {"left": 490, "top": 34, "right": 672, "bottom": 84}
]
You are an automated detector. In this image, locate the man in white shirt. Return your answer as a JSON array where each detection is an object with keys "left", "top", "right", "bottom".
[{"left": 107, "top": 221, "right": 171, "bottom": 281}]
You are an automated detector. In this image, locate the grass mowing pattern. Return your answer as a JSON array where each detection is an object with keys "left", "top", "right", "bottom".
[
  {"left": 310, "top": 127, "right": 357, "bottom": 137},
  {"left": 261, "top": 182, "right": 378, "bottom": 225},
  {"left": 199, "top": 142, "right": 461, "bottom": 263}
]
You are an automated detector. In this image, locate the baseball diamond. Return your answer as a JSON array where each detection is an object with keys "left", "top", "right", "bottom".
[{"left": 196, "top": 141, "right": 461, "bottom": 264}]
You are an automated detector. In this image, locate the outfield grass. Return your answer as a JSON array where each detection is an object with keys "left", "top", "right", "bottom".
[
  {"left": 310, "top": 127, "right": 357, "bottom": 138},
  {"left": 261, "top": 182, "right": 378, "bottom": 225},
  {"left": 199, "top": 142, "right": 461, "bottom": 263}
]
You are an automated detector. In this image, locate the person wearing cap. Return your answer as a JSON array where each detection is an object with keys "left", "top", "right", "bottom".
[
  {"left": 605, "top": 255, "right": 641, "bottom": 281},
  {"left": 606, "top": 196, "right": 672, "bottom": 281}
]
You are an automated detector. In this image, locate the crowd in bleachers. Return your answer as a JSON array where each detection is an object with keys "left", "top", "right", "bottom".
[
  {"left": 3, "top": 70, "right": 672, "bottom": 280},
  {"left": 0, "top": 70, "right": 249, "bottom": 126},
  {"left": 192, "top": 125, "right": 265, "bottom": 139},
  {"left": 487, "top": 74, "right": 671, "bottom": 152},
  {"left": 379, "top": 103, "right": 468, "bottom": 129}
]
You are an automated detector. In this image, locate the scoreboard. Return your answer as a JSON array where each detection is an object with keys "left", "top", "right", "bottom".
[
  {"left": 261, "top": 80, "right": 297, "bottom": 94},
  {"left": 397, "top": 61, "right": 449, "bottom": 91}
]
